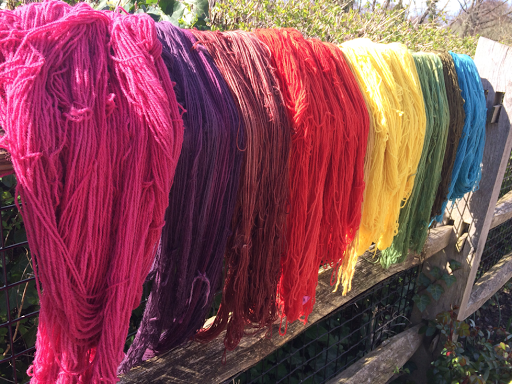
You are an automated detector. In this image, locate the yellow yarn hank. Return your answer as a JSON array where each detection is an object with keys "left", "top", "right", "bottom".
[{"left": 335, "top": 39, "right": 426, "bottom": 294}]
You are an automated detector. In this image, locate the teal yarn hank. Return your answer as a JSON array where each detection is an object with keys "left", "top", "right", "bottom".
[
  {"left": 435, "top": 52, "right": 487, "bottom": 222},
  {"left": 380, "top": 52, "right": 450, "bottom": 268}
]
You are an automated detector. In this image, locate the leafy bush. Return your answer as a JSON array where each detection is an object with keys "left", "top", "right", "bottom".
[
  {"left": 422, "top": 308, "right": 512, "bottom": 384},
  {"left": 209, "top": 0, "right": 479, "bottom": 55}
]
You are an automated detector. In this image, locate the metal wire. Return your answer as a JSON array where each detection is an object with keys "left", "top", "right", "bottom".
[
  {"left": 499, "top": 149, "right": 512, "bottom": 199},
  {"left": 229, "top": 266, "right": 419, "bottom": 384},
  {"left": 0, "top": 186, "right": 37, "bottom": 384},
  {"left": 473, "top": 153, "right": 512, "bottom": 283},
  {"left": 475, "top": 219, "right": 512, "bottom": 282}
]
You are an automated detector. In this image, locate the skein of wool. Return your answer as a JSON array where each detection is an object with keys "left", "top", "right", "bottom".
[
  {"left": 380, "top": 52, "right": 450, "bottom": 268},
  {"left": 0, "top": 2, "right": 183, "bottom": 383},
  {"left": 190, "top": 30, "right": 292, "bottom": 350},
  {"left": 119, "top": 23, "right": 243, "bottom": 373},
  {"left": 434, "top": 53, "right": 486, "bottom": 222},
  {"left": 430, "top": 52, "right": 465, "bottom": 218},
  {"left": 335, "top": 39, "right": 426, "bottom": 294},
  {"left": 253, "top": 28, "right": 332, "bottom": 325},
  {"left": 312, "top": 40, "right": 369, "bottom": 301},
  {"left": 253, "top": 29, "right": 369, "bottom": 325}
]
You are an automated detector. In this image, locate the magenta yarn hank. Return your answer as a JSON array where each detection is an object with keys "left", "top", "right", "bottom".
[
  {"left": 0, "top": 2, "right": 184, "bottom": 383},
  {"left": 118, "top": 22, "right": 243, "bottom": 373}
]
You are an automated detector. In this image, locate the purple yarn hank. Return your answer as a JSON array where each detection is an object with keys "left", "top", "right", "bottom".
[{"left": 118, "top": 22, "right": 243, "bottom": 374}]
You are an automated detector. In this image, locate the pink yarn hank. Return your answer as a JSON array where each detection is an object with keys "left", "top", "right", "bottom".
[{"left": 0, "top": 2, "right": 183, "bottom": 383}]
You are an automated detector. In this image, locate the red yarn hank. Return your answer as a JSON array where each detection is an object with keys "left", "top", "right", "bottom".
[
  {"left": 313, "top": 41, "right": 369, "bottom": 305},
  {"left": 0, "top": 2, "right": 183, "bottom": 383},
  {"left": 254, "top": 29, "right": 368, "bottom": 325},
  {"left": 192, "top": 30, "right": 292, "bottom": 351}
]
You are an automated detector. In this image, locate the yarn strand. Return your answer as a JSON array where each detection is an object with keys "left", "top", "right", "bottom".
[
  {"left": 118, "top": 22, "right": 243, "bottom": 373},
  {"left": 0, "top": 2, "right": 184, "bottom": 382},
  {"left": 191, "top": 30, "right": 292, "bottom": 351}
]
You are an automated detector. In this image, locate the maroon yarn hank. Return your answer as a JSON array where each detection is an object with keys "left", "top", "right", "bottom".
[
  {"left": 119, "top": 23, "right": 243, "bottom": 373},
  {"left": 192, "top": 30, "right": 292, "bottom": 351}
]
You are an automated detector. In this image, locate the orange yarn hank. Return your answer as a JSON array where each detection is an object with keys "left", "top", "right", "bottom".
[{"left": 254, "top": 29, "right": 369, "bottom": 327}]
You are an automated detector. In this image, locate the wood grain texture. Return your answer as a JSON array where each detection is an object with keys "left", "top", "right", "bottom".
[
  {"left": 325, "top": 325, "right": 423, "bottom": 384},
  {"left": 119, "top": 226, "right": 452, "bottom": 384},
  {"left": 490, "top": 190, "right": 512, "bottom": 229},
  {"left": 0, "top": 149, "right": 12, "bottom": 174},
  {"left": 458, "top": 37, "right": 512, "bottom": 320},
  {"left": 465, "top": 252, "right": 512, "bottom": 317}
]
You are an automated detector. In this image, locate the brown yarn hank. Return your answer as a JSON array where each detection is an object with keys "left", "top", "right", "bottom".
[
  {"left": 430, "top": 51, "right": 466, "bottom": 218},
  {"left": 192, "top": 30, "right": 292, "bottom": 351}
]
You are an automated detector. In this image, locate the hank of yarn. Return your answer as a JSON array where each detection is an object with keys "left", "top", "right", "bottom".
[
  {"left": 430, "top": 52, "right": 465, "bottom": 218},
  {"left": 0, "top": 2, "right": 184, "bottom": 383},
  {"left": 336, "top": 39, "right": 426, "bottom": 294},
  {"left": 312, "top": 40, "right": 369, "bottom": 305},
  {"left": 118, "top": 22, "right": 243, "bottom": 373},
  {"left": 435, "top": 53, "right": 486, "bottom": 221},
  {"left": 191, "top": 30, "right": 292, "bottom": 350},
  {"left": 380, "top": 52, "right": 450, "bottom": 268},
  {"left": 254, "top": 28, "right": 333, "bottom": 325}
]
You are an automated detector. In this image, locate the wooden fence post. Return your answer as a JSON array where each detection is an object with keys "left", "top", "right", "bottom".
[{"left": 419, "top": 37, "right": 512, "bottom": 321}]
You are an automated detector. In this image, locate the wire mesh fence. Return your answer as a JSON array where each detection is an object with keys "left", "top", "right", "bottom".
[
  {"left": 0, "top": 146, "right": 504, "bottom": 383},
  {"left": 0, "top": 174, "right": 37, "bottom": 384},
  {"left": 475, "top": 218, "right": 512, "bottom": 282},
  {"left": 499, "top": 149, "right": 512, "bottom": 199},
  {"left": 473, "top": 149, "right": 512, "bottom": 282},
  {"left": 229, "top": 266, "right": 419, "bottom": 384}
]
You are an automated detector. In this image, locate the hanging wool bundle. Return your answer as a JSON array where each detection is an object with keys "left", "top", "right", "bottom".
[
  {"left": 380, "top": 52, "right": 450, "bottom": 268},
  {"left": 0, "top": 2, "right": 184, "bottom": 383},
  {"left": 119, "top": 23, "right": 243, "bottom": 373},
  {"left": 253, "top": 28, "right": 333, "bottom": 325},
  {"left": 312, "top": 41, "right": 369, "bottom": 296},
  {"left": 430, "top": 52, "right": 465, "bottom": 218},
  {"left": 189, "top": 30, "right": 292, "bottom": 350},
  {"left": 253, "top": 29, "right": 369, "bottom": 325},
  {"left": 335, "top": 39, "right": 426, "bottom": 294},
  {"left": 434, "top": 53, "right": 486, "bottom": 221}
]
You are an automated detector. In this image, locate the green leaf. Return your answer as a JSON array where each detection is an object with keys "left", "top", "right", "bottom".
[
  {"left": 427, "top": 284, "right": 445, "bottom": 301},
  {"left": 159, "top": 0, "right": 176, "bottom": 15},
  {"left": 21, "top": 325, "right": 37, "bottom": 348},
  {"left": 418, "top": 272, "right": 432, "bottom": 288},
  {"left": 426, "top": 325, "right": 437, "bottom": 337},
  {"left": 457, "top": 322, "right": 470, "bottom": 337},
  {"left": 441, "top": 273, "right": 456, "bottom": 288},
  {"left": 430, "top": 267, "right": 442, "bottom": 281},
  {"left": 169, "top": 1, "right": 187, "bottom": 26},
  {"left": 413, "top": 294, "right": 431, "bottom": 312},
  {"left": 449, "top": 259, "right": 462, "bottom": 271},
  {"left": 1, "top": 175, "right": 15, "bottom": 188}
]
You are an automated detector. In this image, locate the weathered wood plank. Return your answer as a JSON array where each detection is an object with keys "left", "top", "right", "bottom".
[
  {"left": 419, "top": 38, "right": 512, "bottom": 321},
  {"left": 120, "top": 226, "right": 452, "bottom": 384},
  {"left": 490, "top": 190, "right": 512, "bottom": 229},
  {"left": 456, "top": 38, "right": 512, "bottom": 320},
  {"left": 0, "top": 150, "right": 12, "bottom": 174},
  {"left": 325, "top": 325, "right": 423, "bottom": 384},
  {"left": 464, "top": 252, "right": 512, "bottom": 317}
]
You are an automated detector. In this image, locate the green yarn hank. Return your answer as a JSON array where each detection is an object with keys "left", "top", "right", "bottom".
[{"left": 380, "top": 52, "right": 450, "bottom": 268}]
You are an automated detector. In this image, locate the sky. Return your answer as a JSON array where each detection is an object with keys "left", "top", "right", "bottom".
[{"left": 404, "top": 0, "right": 512, "bottom": 18}]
